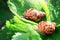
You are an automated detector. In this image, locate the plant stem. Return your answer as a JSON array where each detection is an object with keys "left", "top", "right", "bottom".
[{"left": 13, "top": 13, "right": 37, "bottom": 25}]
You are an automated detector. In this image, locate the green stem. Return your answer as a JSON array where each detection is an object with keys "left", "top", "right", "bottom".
[{"left": 13, "top": 13, "right": 37, "bottom": 25}]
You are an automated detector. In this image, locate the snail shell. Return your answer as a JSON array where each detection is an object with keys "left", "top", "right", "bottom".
[{"left": 24, "top": 8, "right": 46, "bottom": 21}]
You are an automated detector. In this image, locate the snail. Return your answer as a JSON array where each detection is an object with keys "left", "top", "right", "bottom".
[
  {"left": 38, "top": 21, "right": 56, "bottom": 35},
  {"left": 23, "top": 8, "right": 46, "bottom": 21}
]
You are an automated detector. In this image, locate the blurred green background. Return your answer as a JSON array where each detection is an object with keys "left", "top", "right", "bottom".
[
  {"left": 0, "top": 0, "right": 60, "bottom": 40},
  {"left": 0, "top": 0, "right": 13, "bottom": 28}
]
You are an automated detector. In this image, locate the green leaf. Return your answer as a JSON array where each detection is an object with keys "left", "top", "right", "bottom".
[
  {"left": 11, "top": 30, "right": 42, "bottom": 40},
  {"left": 6, "top": 15, "right": 37, "bottom": 33},
  {"left": 28, "top": 29, "right": 42, "bottom": 40},
  {"left": 7, "top": 0, "right": 42, "bottom": 16},
  {"left": 6, "top": 20, "right": 27, "bottom": 32},
  {"left": 0, "top": 26, "right": 15, "bottom": 40},
  {"left": 47, "top": 0, "right": 60, "bottom": 24},
  {"left": 6, "top": 21, "right": 11, "bottom": 27},
  {"left": 11, "top": 32, "right": 29, "bottom": 40}
]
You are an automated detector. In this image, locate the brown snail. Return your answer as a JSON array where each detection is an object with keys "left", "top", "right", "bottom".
[
  {"left": 38, "top": 21, "right": 56, "bottom": 35},
  {"left": 23, "top": 8, "right": 46, "bottom": 21}
]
